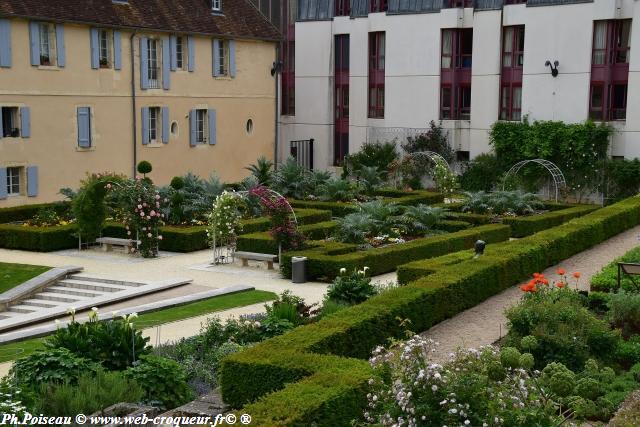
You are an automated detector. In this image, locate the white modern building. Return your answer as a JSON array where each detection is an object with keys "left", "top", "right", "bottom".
[{"left": 276, "top": 0, "right": 640, "bottom": 169}]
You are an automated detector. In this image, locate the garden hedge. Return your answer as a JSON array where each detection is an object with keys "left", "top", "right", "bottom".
[
  {"left": 0, "top": 202, "right": 70, "bottom": 224},
  {"left": 280, "top": 224, "right": 512, "bottom": 281},
  {"left": 220, "top": 196, "right": 640, "bottom": 426},
  {"left": 501, "top": 204, "right": 599, "bottom": 237},
  {"left": 289, "top": 191, "right": 444, "bottom": 217},
  {"left": 0, "top": 223, "right": 77, "bottom": 251},
  {"left": 0, "top": 208, "right": 332, "bottom": 253}
]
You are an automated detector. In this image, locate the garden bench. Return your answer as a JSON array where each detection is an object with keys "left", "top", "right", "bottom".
[
  {"left": 96, "top": 237, "right": 140, "bottom": 254},
  {"left": 235, "top": 251, "right": 278, "bottom": 270},
  {"left": 618, "top": 262, "right": 640, "bottom": 291}
]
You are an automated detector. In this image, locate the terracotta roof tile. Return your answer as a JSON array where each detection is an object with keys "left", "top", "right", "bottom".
[{"left": 0, "top": 0, "right": 280, "bottom": 41}]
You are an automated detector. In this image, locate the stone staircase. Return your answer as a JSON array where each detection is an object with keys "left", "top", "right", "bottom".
[{"left": 0, "top": 275, "right": 147, "bottom": 321}]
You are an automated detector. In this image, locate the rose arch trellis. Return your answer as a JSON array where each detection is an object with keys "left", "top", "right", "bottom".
[
  {"left": 502, "top": 159, "right": 567, "bottom": 202},
  {"left": 210, "top": 188, "right": 299, "bottom": 265},
  {"left": 390, "top": 150, "right": 454, "bottom": 188}
]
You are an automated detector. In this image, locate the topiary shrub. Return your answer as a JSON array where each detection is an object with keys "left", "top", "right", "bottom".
[{"left": 137, "top": 160, "right": 153, "bottom": 176}]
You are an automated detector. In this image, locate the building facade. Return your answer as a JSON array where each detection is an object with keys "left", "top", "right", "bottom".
[
  {"left": 278, "top": 0, "right": 640, "bottom": 170},
  {"left": 0, "top": 0, "right": 279, "bottom": 206}
]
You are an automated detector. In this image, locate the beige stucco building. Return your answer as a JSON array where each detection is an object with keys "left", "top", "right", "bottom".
[{"left": 0, "top": 0, "right": 279, "bottom": 206}]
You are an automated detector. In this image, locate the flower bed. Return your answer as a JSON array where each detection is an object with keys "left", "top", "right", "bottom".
[
  {"left": 0, "top": 202, "right": 70, "bottom": 224},
  {"left": 289, "top": 190, "right": 444, "bottom": 217},
  {"left": 219, "top": 196, "right": 640, "bottom": 425}
]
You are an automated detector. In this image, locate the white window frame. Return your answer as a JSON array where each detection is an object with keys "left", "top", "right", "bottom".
[
  {"left": 212, "top": 0, "right": 222, "bottom": 12},
  {"left": 195, "top": 109, "right": 208, "bottom": 144},
  {"left": 6, "top": 166, "right": 22, "bottom": 196},
  {"left": 176, "top": 36, "right": 187, "bottom": 70},
  {"left": 218, "top": 40, "right": 228, "bottom": 76},
  {"left": 98, "top": 29, "right": 112, "bottom": 68},
  {"left": 147, "top": 38, "right": 160, "bottom": 89},
  {"left": 148, "top": 107, "right": 160, "bottom": 143},
  {"left": 1, "top": 107, "right": 20, "bottom": 138},
  {"left": 39, "top": 22, "right": 57, "bottom": 66}
]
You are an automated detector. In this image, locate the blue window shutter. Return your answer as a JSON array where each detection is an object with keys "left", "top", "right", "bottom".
[
  {"left": 208, "top": 109, "right": 217, "bottom": 145},
  {"left": 229, "top": 40, "right": 236, "bottom": 77},
  {"left": 162, "top": 36, "right": 170, "bottom": 90},
  {"left": 141, "top": 107, "right": 149, "bottom": 145},
  {"left": 212, "top": 39, "right": 220, "bottom": 76},
  {"left": 29, "top": 22, "right": 40, "bottom": 66},
  {"left": 56, "top": 25, "right": 65, "bottom": 67},
  {"left": 162, "top": 107, "right": 170, "bottom": 144},
  {"left": 140, "top": 37, "right": 149, "bottom": 89},
  {"left": 27, "top": 166, "right": 38, "bottom": 197},
  {"left": 20, "top": 107, "right": 31, "bottom": 138},
  {"left": 187, "top": 36, "right": 195, "bottom": 72},
  {"left": 77, "top": 107, "right": 91, "bottom": 148},
  {"left": 0, "top": 19, "right": 11, "bottom": 68},
  {"left": 169, "top": 35, "right": 177, "bottom": 71},
  {"left": 113, "top": 30, "right": 122, "bottom": 70},
  {"left": 0, "top": 168, "right": 6, "bottom": 199},
  {"left": 189, "top": 110, "right": 197, "bottom": 146},
  {"left": 90, "top": 28, "right": 99, "bottom": 69}
]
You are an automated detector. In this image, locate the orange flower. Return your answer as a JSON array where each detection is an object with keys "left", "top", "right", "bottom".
[
  {"left": 541, "top": 278, "right": 549, "bottom": 286},
  {"left": 556, "top": 282, "right": 565, "bottom": 289},
  {"left": 520, "top": 282, "right": 537, "bottom": 293},
  {"left": 573, "top": 272, "right": 581, "bottom": 279},
  {"left": 557, "top": 268, "right": 566, "bottom": 276},
  {"left": 533, "top": 273, "right": 541, "bottom": 279}
]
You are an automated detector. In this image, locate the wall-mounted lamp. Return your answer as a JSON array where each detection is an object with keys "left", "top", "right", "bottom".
[
  {"left": 271, "top": 60, "right": 283, "bottom": 76},
  {"left": 545, "top": 60, "right": 560, "bottom": 77}
]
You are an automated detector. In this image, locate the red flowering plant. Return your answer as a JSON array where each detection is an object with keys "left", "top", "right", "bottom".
[
  {"left": 519, "top": 269, "right": 581, "bottom": 293},
  {"left": 249, "top": 186, "right": 305, "bottom": 251},
  {"left": 116, "top": 179, "right": 167, "bottom": 258}
]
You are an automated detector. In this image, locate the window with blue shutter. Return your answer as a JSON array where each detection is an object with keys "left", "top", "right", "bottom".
[
  {"left": 0, "top": 19, "right": 11, "bottom": 68},
  {"left": 0, "top": 168, "right": 7, "bottom": 200},
  {"left": 56, "top": 25, "right": 65, "bottom": 67},
  {"left": 162, "top": 107, "right": 169, "bottom": 144},
  {"left": 141, "top": 107, "right": 150, "bottom": 145},
  {"left": 162, "top": 36, "right": 170, "bottom": 90},
  {"left": 187, "top": 36, "right": 195, "bottom": 72},
  {"left": 77, "top": 107, "right": 92, "bottom": 148},
  {"left": 90, "top": 28, "right": 99, "bottom": 69},
  {"left": 20, "top": 107, "right": 30, "bottom": 138},
  {"left": 29, "top": 22, "right": 40, "bottom": 66},
  {"left": 208, "top": 109, "right": 217, "bottom": 145},
  {"left": 229, "top": 40, "right": 236, "bottom": 77},
  {"left": 113, "top": 30, "right": 122, "bottom": 70},
  {"left": 212, "top": 39, "right": 221, "bottom": 76},
  {"left": 26, "top": 166, "right": 38, "bottom": 197},
  {"left": 140, "top": 37, "right": 149, "bottom": 89}
]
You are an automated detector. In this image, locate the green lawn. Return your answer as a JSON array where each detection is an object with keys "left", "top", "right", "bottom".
[
  {"left": 0, "top": 289, "right": 276, "bottom": 364},
  {"left": 0, "top": 262, "right": 51, "bottom": 293}
]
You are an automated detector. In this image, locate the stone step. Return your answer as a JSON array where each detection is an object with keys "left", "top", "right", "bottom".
[
  {"left": 34, "top": 292, "right": 86, "bottom": 303},
  {"left": 56, "top": 279, "right": 129, "bottom": 293},
  {"left": 68, "top": 275, "right": 146, "bottom": 287},
  {"left": 0, "top": 311, "right": 21, "bottom": 318},
  {"left": 47, "top": 286, "right": 104, "bottom": 298},
  {"left": 7, "top": 304, "right": 39, "bottom": 314},
  {"left": 20, "top": 298, "right": 60, "bottom": 308}
]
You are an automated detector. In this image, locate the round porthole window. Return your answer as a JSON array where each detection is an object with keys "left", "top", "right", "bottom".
[
  {"left": 246, "top": 119, "right": 254, "bottom": 135},
  {"left": 171, "top": 121, "right": 178, "bottom": 135}
]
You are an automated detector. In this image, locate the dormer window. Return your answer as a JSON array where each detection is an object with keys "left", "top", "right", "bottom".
[{"left": 212, "top": 0, "right": 222, "bottom": 12}]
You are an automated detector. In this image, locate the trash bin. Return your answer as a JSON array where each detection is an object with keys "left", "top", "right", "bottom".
[{"left": 291, "top": 256, "right": 308, "bottom": 283}]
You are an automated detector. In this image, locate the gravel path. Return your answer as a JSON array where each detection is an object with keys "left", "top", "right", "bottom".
[{"left": 421, "top": 225, "right": 640, "bottom": 363}]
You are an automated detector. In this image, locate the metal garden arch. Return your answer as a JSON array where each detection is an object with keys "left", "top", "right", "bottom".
[{"left": 502, "top": 159, "right": 567, "bottom": 202}]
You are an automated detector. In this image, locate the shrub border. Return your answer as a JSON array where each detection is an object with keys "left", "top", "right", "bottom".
[{"left": 220, "top": 196, "right": 640, "bottom": 426}]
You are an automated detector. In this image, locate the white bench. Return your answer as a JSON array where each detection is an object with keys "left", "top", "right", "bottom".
[
  {"left": 96, "top": 237, "right": 140, "bottom": 254},
  {"left": 235, "top": 251, "right": 278, "bottom": 270}
]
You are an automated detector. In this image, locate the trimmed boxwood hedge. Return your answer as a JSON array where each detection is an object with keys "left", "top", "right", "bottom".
[
  {"left": 0, "top": 223, "right": 77, "bottom": 251},
  {"left": 0, "top": 202, "right": 70, "bottom": 224},
  {"left": 220, "top": 196, "right": 640, "bottom": 426},
  {"left": 280, "top": 224, "right": 512, "bottom": 281},
  {"left": 0, "top": 208, "right": 332, "bottom": 253},
  {"left": 289, "top": 191, "right": 444, "bottom": 217},
  {"left": 501, "top": 204, "right": 599, "bottom": 237}
]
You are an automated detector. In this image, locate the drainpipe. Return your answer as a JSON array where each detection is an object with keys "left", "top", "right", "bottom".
[
  {"left": 273, "top": 44, "right": 280, "bottom": 171},
  {"left": 130, "top": 31, "right": 138, "bottom": 178}
]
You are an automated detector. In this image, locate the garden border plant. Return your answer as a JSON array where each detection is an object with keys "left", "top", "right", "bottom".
[{"left": 219, "top": 196, "right": 640, "bottom": 426}]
